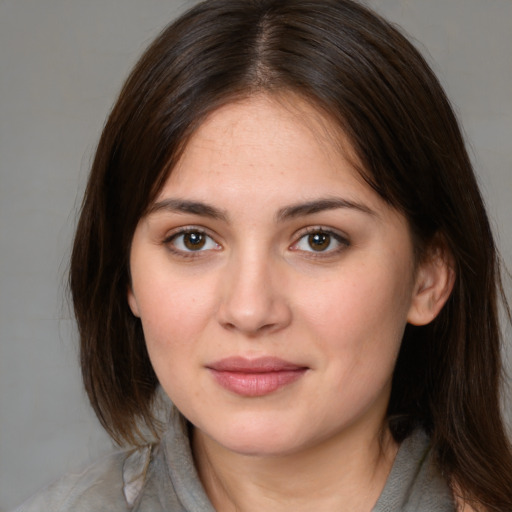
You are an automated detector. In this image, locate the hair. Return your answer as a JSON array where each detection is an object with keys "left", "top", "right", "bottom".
[{"left": 70, "top": 0, "right": 512, "bottom": 509}]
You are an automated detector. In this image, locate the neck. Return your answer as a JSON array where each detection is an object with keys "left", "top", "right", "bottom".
[{"left": 192, "top": 423, "right": 397, "bottom": 512}]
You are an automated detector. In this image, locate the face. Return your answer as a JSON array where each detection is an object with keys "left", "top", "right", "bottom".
[{"left": 128, "top": 95, "right": 424, "bottom": 457}]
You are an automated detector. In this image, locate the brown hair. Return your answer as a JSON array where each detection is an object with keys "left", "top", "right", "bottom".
[{"left": 70, "top": 0, "right": 512, "bottom": 509}]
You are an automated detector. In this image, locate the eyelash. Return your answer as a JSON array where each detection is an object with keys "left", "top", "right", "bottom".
[
  {"left": 163, "top": 227, "right": 221, "bottom": 258},
  {"left": 162, "top": 226, "right": 350, "bottom": 259},
  {"left": 290, "top": 227, "right": 350, "bottom": 257}
]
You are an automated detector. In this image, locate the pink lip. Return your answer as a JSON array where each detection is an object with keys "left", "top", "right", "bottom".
[{"left": 207, "top": 357, "right": 308, "bottom": 397}]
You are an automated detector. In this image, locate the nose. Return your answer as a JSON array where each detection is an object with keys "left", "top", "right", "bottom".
[{"left": 216, "top": 250, "right": 292, "bottom": 336}]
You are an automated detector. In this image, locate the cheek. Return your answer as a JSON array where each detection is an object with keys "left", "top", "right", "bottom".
[
  {"left": 297, "top": 257, "right": 414, "bottom": 373},
  {"left": 132, "top": 269, "right": 222, "bottom": 383},
  {"left": 137, "top": 292, "right": 202, "bottom": 401},
  {"left": 139, "top": 287, "right": 210, "bottom": 350}
]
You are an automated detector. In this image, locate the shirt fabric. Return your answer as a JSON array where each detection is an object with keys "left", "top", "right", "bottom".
[{"left": 14, "top": 407, "right": 455, "bottom": 511}]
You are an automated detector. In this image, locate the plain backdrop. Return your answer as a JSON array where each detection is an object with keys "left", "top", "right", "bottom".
[{"left": 1, "top": 0, "right": 511, "bottom": 510}]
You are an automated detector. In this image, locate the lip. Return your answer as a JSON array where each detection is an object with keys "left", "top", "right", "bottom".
[{"left": 207, "top": 357, "right": 308, "bottom": 397}]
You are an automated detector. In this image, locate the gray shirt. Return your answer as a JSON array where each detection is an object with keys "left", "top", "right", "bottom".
[{"left": 14, "top": 408, "right": 455, "bottom": 511}]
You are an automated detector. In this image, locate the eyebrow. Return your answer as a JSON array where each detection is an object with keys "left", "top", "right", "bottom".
[
  {"left": 276, "top": 198, "right": 377, "bottom": 221},
  {"left": 147, "top": 198, "right": 229, "bottom": 221},
  {"left": 147, "top": 196, "right": 377, "bottom": 223}
]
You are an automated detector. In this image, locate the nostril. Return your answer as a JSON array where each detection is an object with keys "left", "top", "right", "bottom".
[
  {"left": 215, "top": 281, "right": 292, "bottom": 336},
  {"left": 220, "top": 317, "right": 280, "bottom": 336},
  {"left": 256, "top": 323, "right": 278, "bottom": 335}
]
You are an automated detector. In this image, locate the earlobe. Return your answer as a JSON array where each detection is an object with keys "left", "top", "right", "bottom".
[
  {"left": 127, "top": 287, "right": 141, "bottom": 318},
  {"left": 407, "top": 244, "right": 455, "bottom": 326}
]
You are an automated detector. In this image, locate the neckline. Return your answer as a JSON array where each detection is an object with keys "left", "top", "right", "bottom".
[{"left": 161, "top": 408, "right": 451, "bottom": 512}]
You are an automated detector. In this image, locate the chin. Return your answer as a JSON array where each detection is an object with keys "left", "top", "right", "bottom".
[
  {"left": 219, "top": 435, "right": 305, "bottom": 457},
  {"left": 199, "top": 414, "right": 323, "bottom": 457}
]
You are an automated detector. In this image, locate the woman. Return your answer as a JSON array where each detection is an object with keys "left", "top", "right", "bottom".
[{"left": 15, "top": 0, "right": 512, "bottom": 510}]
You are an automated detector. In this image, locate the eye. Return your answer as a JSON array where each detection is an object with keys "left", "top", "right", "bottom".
[
  {"left": 291, "top": 229, "right": 348, "bottom": 254},
  {"left": 166, "top": 229, "right": 220, "bottom": 253}
]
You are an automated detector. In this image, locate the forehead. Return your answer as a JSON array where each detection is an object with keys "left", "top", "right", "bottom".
[{"left": 160, "top": 94, "right": 370, "bottom": 201}]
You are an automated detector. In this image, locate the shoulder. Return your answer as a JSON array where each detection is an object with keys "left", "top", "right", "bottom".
[
  {"left": 12, "top": 445, "right": 153, "bottom": 512},
  {"left": 453, "top": 484, "right": 482, "bottom": 512},
  {"left": 374, "top": 430, "right": 456, "bottom": 511},
  {"left": 456, "top": 504, "right": 478, "bottom": 512}
]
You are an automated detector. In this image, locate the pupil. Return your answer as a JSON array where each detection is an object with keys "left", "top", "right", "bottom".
[
  {"left": 184, "top": 232, "right": 205, "bottom": 250},
  {"left": 308, "top": 232, "right": 330, "bottom": 251}
]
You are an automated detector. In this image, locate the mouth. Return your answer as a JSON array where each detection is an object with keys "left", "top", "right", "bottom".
[{"left": 206, "top": 356, "right": 308, "bottom": 397}]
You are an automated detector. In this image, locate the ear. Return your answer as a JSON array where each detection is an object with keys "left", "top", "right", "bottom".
[
  {"left": 407, "top": 241, "right": 455, "bottom": 326},
  {"left": 127, "top": 286, "right": 141, "bottom": 318}
]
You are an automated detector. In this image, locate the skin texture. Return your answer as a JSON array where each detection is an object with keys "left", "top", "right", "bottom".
[{"left": 128, "top": 95, "right": 454, "bottom": 511}]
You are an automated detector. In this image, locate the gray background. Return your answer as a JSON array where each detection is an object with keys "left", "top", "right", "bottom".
[{"left": 1, "top": 0, "right": 511, "bottom": 510}]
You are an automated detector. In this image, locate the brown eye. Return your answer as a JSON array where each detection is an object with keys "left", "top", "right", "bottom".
[
  {"left": 183, "top": 232, "right": 206, "bottom": 250},
  {"left": 308, "top": 232, "right": 331, "bottom": 251},
  {"left": 291, "top": 229, "right": 349, "bottom": 255},
  {"left": 168, "top": 230, "right": 219, "bottom": 253}
]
